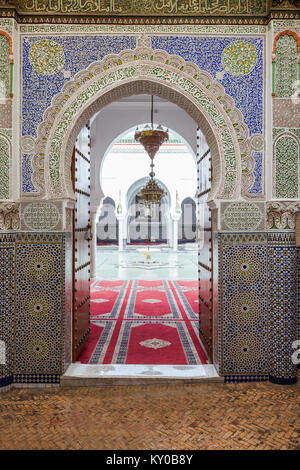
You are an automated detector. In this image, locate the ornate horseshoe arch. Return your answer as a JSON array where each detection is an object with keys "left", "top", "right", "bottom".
[{"left": 33, "top": 41, "right": 253, "bottom": 201}]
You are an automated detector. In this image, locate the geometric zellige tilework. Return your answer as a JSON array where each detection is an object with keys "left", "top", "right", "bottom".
[
  {"left": 219, "top": 232, "right": 268, "bottom": 376},
  {"left": 15, "top": 232, "right": 64, "bottom": 376},
  {"left": 0, "top": 233, "right": 15, "bottom": 384},
  {"left": 63, "top": 233, "right": 72, "bottom": 373},
  {"left": 297, "top": 247, "right": 300, "bottom": 370},
  {"left": 268, "top": 244, "right": 298, "bottom": 383}
]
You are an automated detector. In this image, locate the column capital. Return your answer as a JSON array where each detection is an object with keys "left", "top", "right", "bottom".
[
  {"left": 267, "top": 200, "right": 300, "bottom": 230},
  {"left": 0, "top": 201, "right": 19, "bottom": 230}
]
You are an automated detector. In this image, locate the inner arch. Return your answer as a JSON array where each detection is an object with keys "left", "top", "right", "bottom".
[{"left": 43, "top": 74, "right": 240, "bottom": 201}]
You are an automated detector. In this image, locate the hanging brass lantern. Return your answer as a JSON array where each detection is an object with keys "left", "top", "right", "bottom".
[
  {"left": 137, "top": 176, "right": 166, "bottom": 207},
  {"left": 134, "top": 126, "right": 169, "bottom": 160},
  {"left": 134, "top": 96, "right": 168, "bottom": 206}
]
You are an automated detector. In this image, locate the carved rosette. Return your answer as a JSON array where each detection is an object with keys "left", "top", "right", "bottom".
[
  {"left": 267, "top": 201, "right": 300, "bottom": 230},
  {"left": 0, "top": 201, "right": 20, "bottom": 230}
]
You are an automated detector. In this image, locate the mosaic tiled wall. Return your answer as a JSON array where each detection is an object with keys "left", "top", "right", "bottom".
[
  {"left": 297, "top": 247, "right": 300, "bottom": 370},
  {"left": 218, "top": 232, "right": 298, "bottom": 384},
  {"left": 0, "top": 20, "right": 299, "bottom": 390},
  {"left": 268, "top": 233, "right": 298, "bottom": 384},
  {"left": 151, "top": 36, "right": 263, "bottom": 135},
  {"left": 0, "top": 234, "right": 15, "bottom": 389},
  {"left": 63, "top": 232, "right": 72, "bottom": 371},
  {"left": 272, "top": 28, "right": 300, "bottom": 199},
  {"left": 0, "top": 232, "right": 70, "bottom": 388},
  {"left": 218, "top": 233, "right": 269, "bottom": 380},
  {"left": 20, "top": 32, "right": 264, "bottom": 198},
  {"left": 14, "top": 233, "right": 65, "bottom": 384},
  {"left": 151, "top": 35, "right": 265, "bottom": 196},
  {"left": 21, "top": 35, "right": 136, "bottom": 193}
]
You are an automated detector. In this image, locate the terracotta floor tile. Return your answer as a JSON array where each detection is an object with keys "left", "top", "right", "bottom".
[{"left": 0, "top": 381, "right": 299, "bottom": 450}]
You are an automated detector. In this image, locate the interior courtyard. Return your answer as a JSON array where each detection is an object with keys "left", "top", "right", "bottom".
[{"left": 0, "top": 0, "right": 299, "bottom": 452}]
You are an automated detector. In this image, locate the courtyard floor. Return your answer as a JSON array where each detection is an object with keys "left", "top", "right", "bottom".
[{"left": 95, "top": 246, "right": 198, "bottom": 280}]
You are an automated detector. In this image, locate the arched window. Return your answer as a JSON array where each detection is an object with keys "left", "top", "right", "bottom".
[
  {"left": 97, "top": 196, "right": 118, "bottom": 244},
  {"left": 179, "top": 197, "right": 197, "bottom": 243}
]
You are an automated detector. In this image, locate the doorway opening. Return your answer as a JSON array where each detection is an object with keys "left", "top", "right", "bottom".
[{"left": 70, "top": 93, "right": 216, "bottom": 379}]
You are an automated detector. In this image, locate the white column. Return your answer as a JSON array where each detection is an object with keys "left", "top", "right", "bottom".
[
  {"left": 90, "top": 211, "right": 98, "bottom": 278},
  {"left": 116, "top": 215, "right": 125, "bottom": 251},
  {"left": 172, "top": 214, "right": 181, "bottom": 251},
  {"left": 90, "top": 211, "right": 97, "bottom": 278}
]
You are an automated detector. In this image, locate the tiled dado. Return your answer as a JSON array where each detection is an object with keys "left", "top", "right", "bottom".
[
  {"left": 0, "top": 233, "right": 15, "bottom": 390},
  {"left": 218, "top": 233, "right": 268, "bottom": 379},
  {"left": 267, "top": 233, "right": 298, "bottom": 384},
  {"left": 0, "top": 231, "right": 298, "bottom": 389},
  {"left": 218, "top": 232, "right": 298, "bottom": 384},
  {"left": 0, "top": 232, "right": 72, "bottom": 389},
  {"left": 298, "top": 247, "right": 300, "bottom": 370}
]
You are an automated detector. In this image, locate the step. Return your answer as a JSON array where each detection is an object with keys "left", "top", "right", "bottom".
[{"left": 61, "top": 363, "right": 224, "bottom": 387}]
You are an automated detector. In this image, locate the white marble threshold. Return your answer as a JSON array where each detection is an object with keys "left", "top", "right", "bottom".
[{"left": 63, "top": 363, "right": 220, "bottom": 380}]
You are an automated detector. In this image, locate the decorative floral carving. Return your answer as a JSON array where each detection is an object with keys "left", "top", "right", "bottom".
[
  {"left": 0, "top": 135, "right": 10, "bottom": 199},
  {"left": 29, "top": 39, "right": 65, "bottom": 76},
  {"left": 0, "top": 202, "right": 19, "bottom": 230},
  {"left": 267, "top": 201, "right": 300, "bottom": 230},
  {"left": 275, "top": 34, "right": 298, "bottom": 98},
  {"left": 221, "top": 41, "right": 257, "bottom": 76},
  {"left": 274, "top": 133, "right": 299, "bottom": 199}
]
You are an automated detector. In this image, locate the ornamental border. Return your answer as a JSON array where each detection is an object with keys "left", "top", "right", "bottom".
[{"left": 1, "top": 7, "right": 300, "bottom": 25}]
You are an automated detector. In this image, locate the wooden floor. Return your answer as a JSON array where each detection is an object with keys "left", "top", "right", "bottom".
[{"left": 0, "top": 381, "right": 299, "bottom": 450}]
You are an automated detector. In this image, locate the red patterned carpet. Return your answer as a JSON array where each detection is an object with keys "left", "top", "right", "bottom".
[{"left": 79, "top": 280, "right": 208, "bottom": 365}]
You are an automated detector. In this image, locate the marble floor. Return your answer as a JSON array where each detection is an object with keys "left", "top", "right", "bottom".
[
  {"left": 95, "top": 245, "right": 198, "bottom": 280},
  {"left": 62, "top": 363, "right": 221, "bottom": 386}
]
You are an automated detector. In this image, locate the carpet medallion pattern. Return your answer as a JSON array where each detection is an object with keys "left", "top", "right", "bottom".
[{"left": 79, "top": 280, "right": 207, "bottom": 365}]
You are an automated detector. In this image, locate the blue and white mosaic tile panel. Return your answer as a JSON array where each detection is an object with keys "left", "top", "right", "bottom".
[
  {"left": 151, "top": 36, "right": 264, "bottom": 135},
  {"left": 22, "top": 36, "right": 137, "bottom": 138}
]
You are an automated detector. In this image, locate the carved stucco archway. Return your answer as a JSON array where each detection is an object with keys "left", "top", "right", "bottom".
[{"left": 33, "top": 42, "right": 254, "bottom": 201}]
